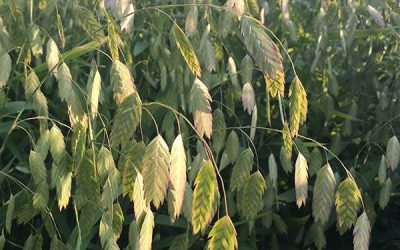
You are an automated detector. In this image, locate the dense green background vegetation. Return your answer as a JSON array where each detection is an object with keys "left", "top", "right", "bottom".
[{"left": 0, "top": 0, "right": 399, "bottom": 249}]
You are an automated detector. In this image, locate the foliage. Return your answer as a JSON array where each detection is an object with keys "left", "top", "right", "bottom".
[{"left": 0, "top": 0, "right": 400, "bottom": 249}]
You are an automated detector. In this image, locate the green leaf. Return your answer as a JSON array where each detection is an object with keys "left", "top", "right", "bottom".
[
  {"left": 142, "top": 135, "right": 170, "bottom": 208},
  {"left": 335, "top": 177, "right": 360, "bottom": 234},
  {"left": 312, "top": 164, "right": 336, "bottom": 225},
  {"left": 230, "top": 148, "right": 254, "bottom": 191},
  {"left": 23, "top": 234, "right": 43, "bottom": 250},
  {"left": 379, "top": 178, "right": 392, "bottom": 209},
  {"left": 110, "top": 93, "right": 142, "bottom": 148},
  {"left": 353, "top": 212, "right": 371, "bottom": 250},
  {"left": 207, "top": 216, "right": 238, "bottom": 250},
  {"left": 190, "top": 78, "right": 213, "bottom": 139},
  {"left": 169, "top": 234, "right": 189, "bottom": 250},
  {"left": 192, "top": 160, "right": 218, "bottom": 234},
  {"left": 50, "top": 237, "right": 68, "bottom": 250},
  {"left": 386, "top": 136, "right": 400, "bottom": 171},
  {"left": 272, "top": 213, "right": 288, "bottom": 234},
  {"left": 237, "top": 171, "right": 266, "bottom": 219},
  {"left": 173, "top": 23, "right": 201, "bottom": 77},
  {"left": 343, "top": 102, "right": 358, "bottom": 136}
]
